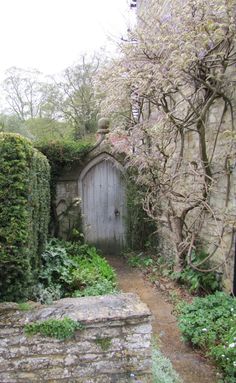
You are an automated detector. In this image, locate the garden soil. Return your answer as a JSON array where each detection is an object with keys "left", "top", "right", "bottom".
[{"left": 106, "top": 254, "right": 219, "bottom": 383}]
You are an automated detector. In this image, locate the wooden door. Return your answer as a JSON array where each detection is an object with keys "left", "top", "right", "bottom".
[{"left": 80, "top": 155, "right": 126, "bottom": 254}]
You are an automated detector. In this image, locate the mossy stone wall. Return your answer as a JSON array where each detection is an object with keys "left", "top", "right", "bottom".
[{"left": 0, "top": 293, "right": 152, "bottom": 382}]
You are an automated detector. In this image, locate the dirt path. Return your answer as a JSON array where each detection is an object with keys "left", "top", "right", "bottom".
[{"left": 106, "top": 254, "right": 218, "bottom": 383}]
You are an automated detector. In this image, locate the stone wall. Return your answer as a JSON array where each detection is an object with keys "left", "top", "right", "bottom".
[
  {"left": 153, "top": 64, "right": 236, "bottom": 291},
  {"left": 0, "top": 293, "right": 152, "bottom": 383}
]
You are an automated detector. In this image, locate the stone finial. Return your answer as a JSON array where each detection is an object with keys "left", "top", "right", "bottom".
[{"left": 97, "top": 118, "right": 110, "bottom": 135}]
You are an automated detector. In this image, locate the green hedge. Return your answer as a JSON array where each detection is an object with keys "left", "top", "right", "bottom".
[{"left": 0, "top": 133, "right": 50, "bottom": 301}]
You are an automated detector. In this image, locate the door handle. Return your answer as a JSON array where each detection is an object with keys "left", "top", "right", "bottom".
[{"left": 114, "top": 208, "right": 120, "bottom": 217}]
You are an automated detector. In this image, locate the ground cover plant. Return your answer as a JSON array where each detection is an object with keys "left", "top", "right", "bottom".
[
  {"left": 177, "top": 292, "right": 236, "bottom": 382},
  {"left": 34, "top": 238, "right": 117, "bottom": 303},
  {"left": 152, "top": 339, "right": 182, "bottom": 383}
]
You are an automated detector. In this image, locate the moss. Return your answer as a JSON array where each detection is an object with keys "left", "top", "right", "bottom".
[
  {"left": 25, "top": 317, "right": 84, "bottom": 340},
  {"left": 95, "top": 337, "right": 112, "bottom": 351},
  {"left": 17, "top": 302, "right": 33, "bottom": 311}
]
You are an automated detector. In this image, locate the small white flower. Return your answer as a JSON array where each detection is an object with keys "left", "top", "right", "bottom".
[
  {"left": 221, "top": 355, "right": 225, "bottom": 358},
  {"left": 202, "top": 328, "right": 208, "bottom": 332},
  {"left": 231, "top": 308, "right": 234, "bottom": 311},
  {"left": 229, "top": 343, "right": 236, "bottom": 348},
  {"left": 130, "top": 373, "right": 135, "bottom": 377},
  {"left": 233, "top": 361, "right": 236, "bottom": 367}
]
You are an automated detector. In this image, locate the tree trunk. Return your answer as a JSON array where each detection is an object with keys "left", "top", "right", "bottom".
[{"left": 171, "top": 216, "right": 186, "bottom": 272}]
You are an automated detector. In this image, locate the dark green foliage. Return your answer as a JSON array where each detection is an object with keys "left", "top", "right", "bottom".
[
  {"left": 36, "top": 139, "right": 92, "bottom": 170},
  {"left": 36, "top": 140, "right": 92, "bottom": 202},
  {"left": 0, "top": 133, "right": 50, "bottom": 301},
  {"left": 171, "top": 250, "right": 222, "bottom": 294},
  {"left": 34, "top": 239, "right": 117, "bottom": 303},
  {"left": 28, "top": 150, "right": 51, "bottom": 274},
  {"left": 127, "top": 252, "right": 154, "bottom": 268},
  {"left": 25, "top": 317, "right": 84, "bottom": 340},
  {"left": 178, "top": 292, "right": 236, "bottom": 382}
]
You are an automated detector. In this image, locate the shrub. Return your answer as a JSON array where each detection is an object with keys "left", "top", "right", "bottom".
[
  {"left": 178, "top": 292, "right": 236, "bottom": 382},
  {"left": 34, "top": 239, "right": 117, "bottom": 303},
  {"left": 0, "top": 133, "right": 50, "bottom": 301}
]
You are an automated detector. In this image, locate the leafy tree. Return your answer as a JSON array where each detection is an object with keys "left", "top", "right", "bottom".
[
  {"left": 0, "top": 113, "right": 73, "bottom": 142},
  {"left": 25, "top": 118, "right": 73, "bottom": 142},
  {"left": 52, "top": 55, "right": 101, "bottom": 139}
]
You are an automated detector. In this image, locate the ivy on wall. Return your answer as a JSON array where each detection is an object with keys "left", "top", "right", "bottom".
[
  {"left": 0, "top": 133, "right": 50, "bottom": 301},
  {"left": 36, "top": 140, "right": 92, "bottom": 236},
  {"left": 126, "top": 169, "right": 157, "bottom": 250}
]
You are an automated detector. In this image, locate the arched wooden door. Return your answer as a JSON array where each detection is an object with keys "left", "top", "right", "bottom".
[{"left": 79, "top": 154, "right": 126, "bottom": 254}]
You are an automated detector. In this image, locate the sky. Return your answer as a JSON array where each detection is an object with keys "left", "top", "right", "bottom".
[{"left": 0, "top": 0, "right": 135, "bottom": 78}]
